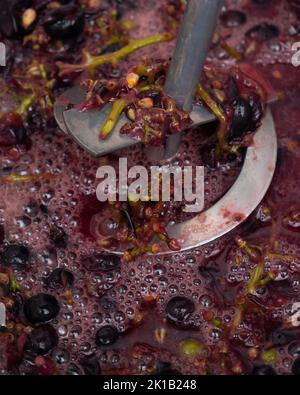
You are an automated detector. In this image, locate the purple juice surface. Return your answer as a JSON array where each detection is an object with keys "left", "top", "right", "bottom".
[{"left": 0, "top": 0, "right": 300, "bottom": 376}]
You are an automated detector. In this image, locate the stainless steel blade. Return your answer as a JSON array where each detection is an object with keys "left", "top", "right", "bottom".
[
  {"left": 103, "top": 107, "right": 277, "bottom": 255},
  {"left": 54, "top": 86, "right": 87, "bottom": 134},
  {"left": 61, "top": 92, "right": 216, "bottom": 156}
]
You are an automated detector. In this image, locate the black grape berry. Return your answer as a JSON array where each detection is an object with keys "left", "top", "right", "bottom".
[
  {"left": 1, "top": 244, "right": 30, "bottom": 268},
  {"left": 24, "top": 293, "right": 60, "bottom": 324},
  {"left": 246, "top": 23, "right": 279, "bottom": 42},
  {"left": 43, "top": 5, "right": 85, "bottom": 40},
  {"left": 221, "top": 10, "right": 247, "bottom": 28},
  {"left": 29, "top": 324, "right": 58, "bottom": 355},
  {"left": 165, "top": 296, "right": 195, "bottom": 325},
  {"left": 95, "top": 326, "right": 119, "bottom": 347}
]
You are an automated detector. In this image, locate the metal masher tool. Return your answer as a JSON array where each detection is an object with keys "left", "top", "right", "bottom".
[{"left": 54, "top": 0, "right": 278, "bottom": 254}]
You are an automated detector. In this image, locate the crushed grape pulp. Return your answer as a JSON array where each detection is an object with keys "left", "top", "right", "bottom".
[{"left": 0, "top": 0, "right": 300, "bottom": 375}]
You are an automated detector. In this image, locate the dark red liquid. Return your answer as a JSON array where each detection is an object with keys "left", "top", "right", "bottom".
[{"left": 0, "top": 0, "right": 300, "bottom": 375}]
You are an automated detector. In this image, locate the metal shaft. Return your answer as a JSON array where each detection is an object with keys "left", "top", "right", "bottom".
[{"left": 147, "top": 0, "right": 223, "bottom": 161}]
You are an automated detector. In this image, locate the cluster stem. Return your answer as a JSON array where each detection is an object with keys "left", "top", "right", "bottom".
[
  {"left": 197, "top": 84, "right": 228, "bottom": 155},
  {"left": 57, "top": 33, "right": 173, "bottom": 77},
  {"left": 100, "top": 99, "right": 127, "bottom": 139}
]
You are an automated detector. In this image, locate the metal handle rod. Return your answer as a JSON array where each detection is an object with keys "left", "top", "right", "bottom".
[
  {"left": 165, "top": 0, "right": 223, "bottom": 110},
  {"left": 147, "top": 0, "right": 223, "bottom": 161}
]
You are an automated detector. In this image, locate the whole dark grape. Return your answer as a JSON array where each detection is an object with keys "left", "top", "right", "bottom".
[
  {"left": 28, "top": 324, "right": 58, "bottom": 355},
  {"left": 165, "top": 296, "right": 195, "bottom": 325},
  {"left": 246, "top": 23, "right": 279, "bottom": 42},
  {"left": 95, "top": 326, "right": 119, "bottom": 347},
  {"left": 221, "top": 10, "right": 247, "bottom": 28},
  {"left": 43, "top": 5, "right": 85, "bottom": 40},
  {"left": 24, "top": 293, "right": 60, "bottom": 324},
  {"left": 1, "top": 244, "right": 30, "bottom": 268}
]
